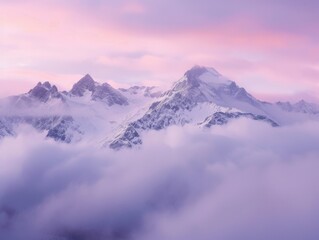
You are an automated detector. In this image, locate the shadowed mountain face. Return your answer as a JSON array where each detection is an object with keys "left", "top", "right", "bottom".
[
  {"left": 0, "top": 66, "right": 318, "bottom": 147},
  {"left": 70, "top": 74, "right": 96, "bottom": 97},
  {"left": 0, "top": 73, "right": 160, "bottom": 142},
  {"left": 199, "top": 112, "right": 279, "bottom": 128},
  {"left": 70, "top": 74, "right": 128, "bottom": 106},
  {"left": 276, "top": 100, "right": 319, "bottom": 114},
  {"left": 9, "top": 81, "right": 64, "bottom": 107},
  {"left": 28, "top": 81, "right": 61, "bottom": 102}
]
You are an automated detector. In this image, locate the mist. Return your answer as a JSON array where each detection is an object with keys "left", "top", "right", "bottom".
[{"left": 1, "top": 119, "right": 319, "bottom": 240}]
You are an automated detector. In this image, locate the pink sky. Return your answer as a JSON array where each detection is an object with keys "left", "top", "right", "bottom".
[{"left": 1, "top": 0, "right": 319, "bottom": 102}]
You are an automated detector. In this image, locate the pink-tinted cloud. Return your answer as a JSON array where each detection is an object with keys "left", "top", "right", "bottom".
[
  {"left": 121, "top": 1, "right": 147, "bottom": 14},
  {"left": 1, "top": 0, "right": 319, "bottom": 102}
]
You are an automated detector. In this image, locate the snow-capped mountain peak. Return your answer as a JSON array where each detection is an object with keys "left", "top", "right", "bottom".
[
  {"left": 14, "top": 81, "right": 62, "bottom": 104},
  {"left": 70, "top": 74, "right": 97, "bottom": 97},
  {"left": 119, "top": 86, "right": 163, "bottom": 99},
  {"left": 276, "top": 99, "right": 319, "bottom": 114},
  {"left": 91, "top": 82, "right": 128, "bottom": 106},
  {"left": 69, "top": 74, "right": 128, "bottom": 106},
  {"left": 293, "top": 99, "right": 319, "bottom": 113},
  {"left": 107, "top": 66, "right": 274, "bottom": 149},
  {"left": 171, "top": 65, "right": 228, "bottom": 92},
  {"left": 29, "top": 81, "right": 58, "bottom": 96},
  {"left": 184, "top": 65, "right": 225, "bottom": 84},
  {"left": 186, "top": 65, "right": 221, "bottom": 77},
  {"left": 165, "top": 65, "right": 260, "bottom": 112},
  {"left": 1, "top": 66, "right": 318, "bottom": 149}
]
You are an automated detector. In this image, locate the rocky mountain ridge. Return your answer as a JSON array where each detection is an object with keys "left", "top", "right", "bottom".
[{"left": 0, "top": 66, "right": 318, "bottom": 149}]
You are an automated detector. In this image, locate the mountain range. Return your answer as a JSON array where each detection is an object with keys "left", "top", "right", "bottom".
[{"left": 1, "top": 65, "right": 318, "bottom": 149}]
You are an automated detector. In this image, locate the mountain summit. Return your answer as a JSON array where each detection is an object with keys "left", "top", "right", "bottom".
[
  {"left": 108, "top": 66, "right": 276, "bottom": 149},
  {"left": 28, "top": 81, "right": 62, "bottom": 102},
  {"left": 171, "top": 65, "right": 226, "bottom": 92},
  {"left": 70, "top": 74, "right": 128, "bottom": 106},
  {"left": 0, "top": 66, "right": 318, "bottom": 147},
  {"left": 70, "top": 74, "right": 96, "bottom": 97},
  {"left": 166, "top": 66, "right": 260, "bottom": 110}
]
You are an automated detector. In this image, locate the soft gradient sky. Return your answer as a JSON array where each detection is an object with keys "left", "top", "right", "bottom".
[{"left": 1, "top": 0, "right": 319, "bottom": 101}]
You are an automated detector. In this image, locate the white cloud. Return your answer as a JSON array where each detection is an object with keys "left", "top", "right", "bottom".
[{"left": 1, "top": 119, "right": 319, "bottom": 239}]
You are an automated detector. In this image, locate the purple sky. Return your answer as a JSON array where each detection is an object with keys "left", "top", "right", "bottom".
[{"left": 1, "top": 0, "right": 319, "bottom": 101}]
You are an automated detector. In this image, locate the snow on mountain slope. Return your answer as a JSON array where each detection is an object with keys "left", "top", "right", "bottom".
[
  {"left": 257, "top": 99, "right": 319, "bottom": 126},
  {"left": 0, "top": 116, "right": 83, "bottom": 143},
  {"left": 166, "top": 65, "right": 265, "bottom": 114},
  {"left": 7, "top": 81, "right": 64, "bottom": 109},
  {"left": 0, "top": 117, "right": 15, "bottom": 138},
  {"left": 199, "top": 112, "right": 279, "bottom": 128},
  {"left": 0, "top": 66, "right": 318, "bottom": 148},
  {"left": 119, "top": 86, "right": 162, "bottom": 99},
  {"left": 69, "top": 74, "right": 128, "bottom": 106},
  {"left": 0, "top": 74, "right": 158, "bottom": 144},
  {"left": 107, "top": 66, "right": 280, "bottom": 149},
  {"left": 276, "top": 100, "right": 319, "bottom": 114}
]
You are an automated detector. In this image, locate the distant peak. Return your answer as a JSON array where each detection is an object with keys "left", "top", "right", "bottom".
[
  {"left": 31, "top": 81, "right": 55, "bottom": 91},
  {"left": 70, "top": 74, "right": 97, "bottom": 96},
  {"left": 79, "top": 74, "right": 95, "bottom": 83},
  {"left": 174, "top": 65, "right": 227, "bottom": 90},
  {"left": 27, "top": 81, "right": 59, "bottom": 102},
  {"left": 43, "top": 81, "right": 52, "bottom": 89},
  {"left": 184, "top": 65, "right": 208, "bottom": 79},
  {"left": 297, "top": 99, "right": 306, "bottom": 104},
  {"left": 186, "top": 65, "right": 221, "bottom": 78},
  {"left": 191, "top": 65, "right": 205, "bottom": 70}
]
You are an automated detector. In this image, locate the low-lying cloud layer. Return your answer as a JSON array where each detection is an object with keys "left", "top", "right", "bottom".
[{"left": 1, "top": 119, "right": 319, "bottom": 240}]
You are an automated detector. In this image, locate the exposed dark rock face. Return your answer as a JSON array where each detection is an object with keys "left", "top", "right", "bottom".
[
  {"left": 70, "top": 74, "right": 96, "bottom": 97},
  {"left": 70, "top": 74, "right": 128, "bottom": 106},
  {"left": 0, "top": 116, "right": 83, "bottom": 143},
  {"left": 108, "top": 66, "right": 279, "bottom": 150},
  {"left": 200, "top": 112, "right": 279, "bottom": 128}
]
